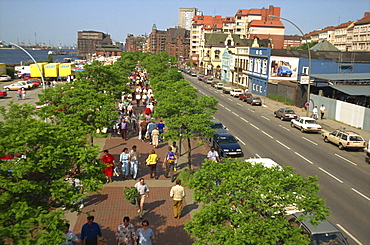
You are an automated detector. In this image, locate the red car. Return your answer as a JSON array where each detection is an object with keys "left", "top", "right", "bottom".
[
  {"left": 239, "top": 93, "right": 253, "bottom": 102},
  {"left": 27, "top": 78, "right": 42, "bottom": 87},
  {"left": 0, "top": 90, "right": 7, "bottom": 99}
]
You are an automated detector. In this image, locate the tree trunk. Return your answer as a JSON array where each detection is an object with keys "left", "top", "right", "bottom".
[{"left": 187, "top": 137, "right": 192, "bottom": 170}]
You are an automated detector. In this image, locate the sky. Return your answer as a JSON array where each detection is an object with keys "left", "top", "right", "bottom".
[{"left": 0, "top": 0, "right": 369, "bottom": 47}]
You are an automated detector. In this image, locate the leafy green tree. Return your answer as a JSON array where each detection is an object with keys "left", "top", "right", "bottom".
[
  {"left": 185, "top": 159, "right": 330, "bottom": 244},
  {"left": 153, "top": 79, "right": 218, "bottom": 169},
  {"left": 0, "top": 103, "right": 104, "bottom": 244},
  {"left": 291, "top": 41, "right": 318, "bottom": 50}
]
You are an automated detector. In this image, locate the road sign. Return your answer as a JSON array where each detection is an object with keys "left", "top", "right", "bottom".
[{"left": 305, "top": 102, "right": 310, "bottom": 107}]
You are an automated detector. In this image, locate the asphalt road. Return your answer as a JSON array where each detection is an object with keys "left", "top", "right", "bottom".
[{"left": 186, "top": 74, "right": 369, "bottom": 245}]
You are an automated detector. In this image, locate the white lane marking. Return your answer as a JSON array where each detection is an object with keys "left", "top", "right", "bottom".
[
  {"left": 294, "top": 152, "right": 313, "bottom": 164},
  {"left": 302, "top": 136, "right": 318, "bottom": 145},
  {"left": 262, "top": 104, "right": 267, "bottom": 107},
  {"left": 279, "top": 125, "right": 290, "bottom": 131},
  {"left": 200, "top": 91, "right": 206, "bottom": 95},
  {"left": 219, "top": 104, "right": 225, "bottom": 108},
  {"left": 241, "top": 118, "right": 249, "bottom": 123},
  {"left": 232, "top": 112, "right": 239, "bottom": 117},
  {"left": 261, "top": 115, "right": 270, "bottom": 121},
  {"left": 247, "top": 108, "right": 255, "bottom": 113},
  {"left": 220, "top": 94, "right": 225, "bottom": 97},
  {"left": 351, "top": 188, "right": 370, "bottom": 202},
  {"left": 318, "top": 167, "right": 343, "bottom": 183},
  {"left": 235, "top": 136, "right": 246, "bottom": 145},
  {"left": 276, "top": 140, "right": 291, "bottom": 149},
  {"left": 256, "top": 154, "right": 261, "bottom": 158},
  {"left": 261, "top": 131, "right": 273, "bottom": 139},
  {"left": 250, "top": 123, "right": 259, "bottom": 130},
  {"left": 225, "top": 108, "right": 231, "bottom": 111},
  {"left": 335, "top": 153, "right": 357, "bottom": 166},
  {"left": 228, "top": 98, "right": 233, "bottom": 101},
  {"left": 336, "top": 223, "right": 363, "bottom": 245},
  {"left": 237, "top": 103, "right": 243, "bottom": 106}
]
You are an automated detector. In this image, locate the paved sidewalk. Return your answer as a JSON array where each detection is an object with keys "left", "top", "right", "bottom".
[{"left": 67, "top": 132, "right": 207, "bottom": 245}]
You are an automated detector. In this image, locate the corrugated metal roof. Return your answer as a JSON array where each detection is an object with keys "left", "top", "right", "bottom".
[
  {"left": 311, "top": 73, "right": 370, "bottom": 81},
  {"left": 310, "top": 40, "right": 340, "bottom": 52},
  {"left": 330, "top": 85, "right": 370, "bottom": 96}
]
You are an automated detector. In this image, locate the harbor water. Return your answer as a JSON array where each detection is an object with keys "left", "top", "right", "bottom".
[{"left": 0, "top": 49, "right": 77, "bottom": 65}]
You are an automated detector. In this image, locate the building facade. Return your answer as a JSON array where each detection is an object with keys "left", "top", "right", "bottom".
[
  {"left": 178, "top": 8, "right": 202, "bottom": 30},
  {"left": 147, "top": 24, "right": 167, "bottom": 53},
  {"left": 125, "top": 34, "right": 148, "bottom": 52},
  {"left": 78, "top": 30, "right": 107, "bottom": 58}
]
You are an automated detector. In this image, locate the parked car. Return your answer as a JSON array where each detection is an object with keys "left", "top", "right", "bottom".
[
  {"left": 0, "top": 90, "right": 7, "bottom": 98},
  {"left": 246, "top": 96, "right": 262, "bottom": 106},
  {"left": 286, "top": 212, "right": 349, "bottom": 245},
  {"left": 210, "top": 119, "right": 227, "bottom": 134},
  {"left": 189, "top": 71, "right": 197, "bottom": 77},
  {"left": 211, "top": 133, "right": 243, "bottom": 158},
  {"left": 198, "top": 75, "right": 205, "bottom": 81},
  {"left": 27, "top": 78, "right": 42, "bottom": 86},
  {"left": 206, "top": 78, "right": 213, "bottom": 84},
  {"left": 291, "top": 117, "right": 322, "bottom": 133},
  {"left": 322, "top": 129, "right": 366, "bottom": 150},
  {"left": 274, "top": 108, "right": 298, "bottom": 121},
  {"left": 222, "top": 86, "right": 232, "bottom": 94},
  {"left": 230, "top": 89, "right": 243, "bottom": 97},
  {"left": 211, "top": 81, "right": 219, "bottom": 87},
  {"left": 214, "top": 83, "right": 224, "bottom": 89},
  {"left": 276, "top": 66, "right": 293, "bottom": 77},
  {"left": 24, "top": 81, "right": 35, "bottom": 89},
  {"left": 3, "top": 82, "right": 29, "bottom": 91},
  {"left": 0, "top": 75, "right": 12, "bottom": 82},
  {"left": 239, "top": 93, "right": 253, "bottom": 102}
]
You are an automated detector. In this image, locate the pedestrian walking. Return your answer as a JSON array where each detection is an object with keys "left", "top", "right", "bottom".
[
  {"left": 101, "top": 150, "right": 115, "bottom": 184},
  {"left": 151, "top": 127, "right": 159, "bottom": 148},
  {"left": 157, "top": 120, "right": 165, "bottom": 142},
  {"left": 135, "top": 220, "right": 156, "bottom": 245},
  {"left": 115, "top": 216, "right": 135, "bottom": 245},
  {"left": 16, "top": 89, "right": 22, "bottom": 100},
  {"left": 21, "top": 88, "right": 26, "bottom": 100},
  {"left": 80, "top": 216, "right": 102, "bottom": 245},
  {"left": 147, "top": 121, "right": 156, "bottom": 144},
  {"left": 134, "top": 178, "right": 150, "bottom": 219},
  {"left": 131, "top": 111, "right": 138, "bottom": 133},
  {"left": 119, "top": 118, "right": 128, "bottom": 140},
  {"left": 312, "top": 106, "right": 319, "bottom": 120},
  {"left": 63, "top": 223, "right": 79, "bottom": 245},
  {"left": 170, "top": 180, "right": 186, "bottom": 219},
  {"left": 140, "top": 120, "right": 148, "bottom": 142},
  {"left": 320, "top": 104, "right": 326, "bottom": 119},
  {"left": 207, "top": 147, "right": 220, "bottom": 162},
  {"left": 146, "top": 150, "right": 158, "bottom": 179},
  {"left": 120, "top": 148, "right": 130, "bottom": 180},
  {"left": 136, "top": 93, "right": 141, "bottom": 106},
  {"left": 163, "top": 146, "right": 177, "bottom": 182},
  {"left": 129, "top": 145, "right": 141, "bottom": 180},
  {"left": 171, "top": 142, "right": 179, "bottom": 171}
]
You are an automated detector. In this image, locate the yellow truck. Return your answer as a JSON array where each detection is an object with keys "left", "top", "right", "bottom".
[
  {"left": 44, "top": 63, "right": 60, "bottom": 77},
  {"left": 0, "top": 63, "right": 6, "bottom": 76},
  {"left": 30, "top": 63, "right": 46, "bottom": 78},
  {"left": 59, "top": 63, "right": 75, "bottom": 77}
]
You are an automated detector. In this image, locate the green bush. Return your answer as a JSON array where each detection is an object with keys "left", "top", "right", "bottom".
[
  {"left": 267, "top": 93, "right": 295, "bottom": 106},
  {"left": 177, "top": 168, "right": 194, "bottom": 187}
]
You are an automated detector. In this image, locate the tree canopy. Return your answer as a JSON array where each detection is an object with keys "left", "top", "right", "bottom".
[
  {"left": 0, "top": 103, "right": 104, "bottom": 244},
  {"left": 185, "top": 159, "right": 330, "bottom": 244}
]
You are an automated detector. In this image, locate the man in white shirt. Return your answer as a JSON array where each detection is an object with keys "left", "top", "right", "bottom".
[
  {"left": 207, "top": 147, "right": 220, "bottom": 162},
  {"left": 170, "top": 180, "right": 186, "bottom": 219}
]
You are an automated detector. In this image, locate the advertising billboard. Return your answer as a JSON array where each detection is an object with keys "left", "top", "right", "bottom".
[{"left": 269, "top": 56, "right": 299, "bottom": 81}]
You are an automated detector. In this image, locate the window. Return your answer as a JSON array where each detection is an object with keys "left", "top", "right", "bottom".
[{"left": 215, "top": 50, "right": 220, "bottom": 59}]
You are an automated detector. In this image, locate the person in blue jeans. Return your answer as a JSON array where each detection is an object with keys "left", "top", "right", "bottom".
[{"left": 120, "top": 148, "right": 131, "bottom": 180}]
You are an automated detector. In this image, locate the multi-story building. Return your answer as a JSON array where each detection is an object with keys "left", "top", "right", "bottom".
[
  {"left": 352, "top": 12, "right": 370, "bottom": 51},
  {"left": 78, "top": 30, "right": 107, "bottom": 58},
  {"left": 318, "top": 26, "right": 336, "bottom": 44},
  {"left": 125, "top": 34, "right": 148, "bottom": 52},
  {"left": 95, "top": 35, "right": 122, "bottom": 57},
  {"left": 166, "top": 28, "right": 190, "bottom": 60},
  {"left": 334, "top": 21, "right": 355, "bottom": 51},
  {"left": 283, "top": 35, "right": 303, "bottom": 49},
  {"left": 147, "top": 24, "right": 167, "bottom": 53},
  {"left": 178, "top": 8, "right": 203, "bottom": 30}
]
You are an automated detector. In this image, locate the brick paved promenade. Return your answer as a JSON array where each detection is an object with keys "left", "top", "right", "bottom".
[{"left": 68, "top": 131, "right": 208, "bottom": 245}]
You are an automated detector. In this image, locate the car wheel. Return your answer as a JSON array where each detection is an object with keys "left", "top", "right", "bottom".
[
  {"left": 5, "top": 88, "right": 9, "bottom": 91},
  {"left": 300, "top": 127, "right": 305, "bottom": 132},
  {"left": 291, "top": 123, "right": 295, "bottom": 128},
  {"left": 280, "top": 117, "right": 284, "bottom": 121},
  {"left": 339, "top": 144, "right": 345, "bottom": 150},
  {"left": 324, "top": 137, "right": 329, "bottom": 143}
]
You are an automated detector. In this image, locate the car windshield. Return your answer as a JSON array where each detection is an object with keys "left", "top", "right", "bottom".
[
  {"left": 211, "top": 124, "right": 224, "bottom": 129},
  {"left": 218, "top": 136, "right": 237, "bottom": 143},
  {"left": 254, "top": 97, "right": 261, "bottom": 100},
  {"left": 285, "top": 110, "right": 295, "bottom": 114},
  {"left": 349, "top": 136, "right": 363, "bottom": 141},
  {"left": 310, "top": 233, "right": 347, "bottom": 245},
  {"left": 305, "top": 120, "right": 317, "bottom": 124}
]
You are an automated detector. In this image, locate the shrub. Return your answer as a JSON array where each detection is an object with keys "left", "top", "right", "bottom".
[{"left": 177, "top": 168, "right": 194, "bottom": 187}]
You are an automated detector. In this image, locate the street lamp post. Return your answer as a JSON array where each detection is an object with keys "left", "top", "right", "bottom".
[
  {"left": 0, "top": 40, "right": 46, "bottom": 90},
  {"left": 268, "top": 15, "right": 312, "bottom": 116}
]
